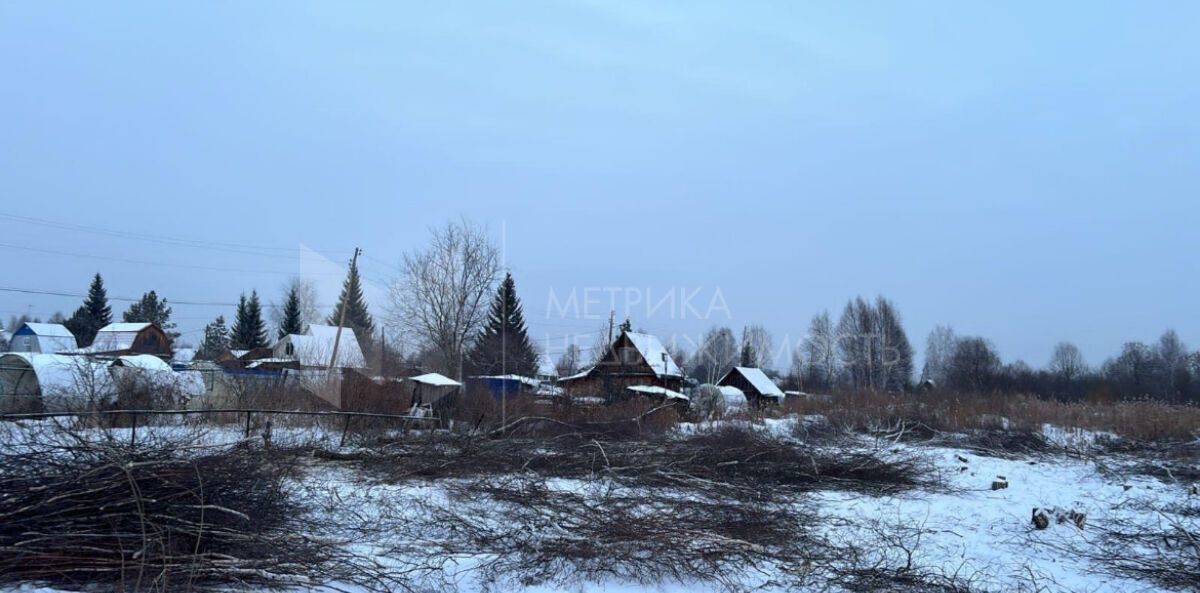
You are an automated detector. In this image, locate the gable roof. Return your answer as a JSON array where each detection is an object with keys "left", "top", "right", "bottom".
[
  {"left": 626, "top": 384, "right": 689, "bottom": 401},
  {"left": 275, "top": 324, "right": 366, "bottom": 369},
  {"left": 11, "top": 323, "right": 77, "bottom": 354},
  {"left": 622, "top": 331, "right": 683, "bottom": 378},
  {"left": 90, "top": 322, "right": 160, "bottom": 353},
  {"left": 719, "top": 366, "right": 784, "bottom": 398},
  {"left": 409, "top": 372, "right": 461, "bottom": 387},
  {"left": 18, "top": 323, "right": 75, "bottom": 338}
]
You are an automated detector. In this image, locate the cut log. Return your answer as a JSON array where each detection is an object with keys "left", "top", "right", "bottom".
[
  {"left": 1032, "top": 508, "right": 1051, "bottom": 530},
  {"left": 991, "top": 480, "right": 1008, "bottom": 490}
]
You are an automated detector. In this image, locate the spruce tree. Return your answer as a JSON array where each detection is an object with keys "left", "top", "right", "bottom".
[
  {"left": 64, "top": 273, "right": 113, "bottom": 347},
  {"left": 467, "top": 273, "right": 539, "bottom": 377},
  {"left": 197, "top": 315, "right": 231, "bottom": 360},
  {"left": 740, "top": 339, "right": 756, "bottom": 367},
  {"left": 278, "top": 285, "right": 305, "bottom": 338},
  {"left": 230, "top": 291, "right": 268, "bottom": 350},
  {"left": 123, "top": 290, "right": 179, "bottom": 344},
  {"left": 327, "top": 260, "right": 374, "bottom": 339}
]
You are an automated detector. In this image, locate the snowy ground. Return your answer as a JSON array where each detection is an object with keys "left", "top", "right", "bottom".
[{"left": 2, "top": 416, "right": 1196, "bottom": 593}]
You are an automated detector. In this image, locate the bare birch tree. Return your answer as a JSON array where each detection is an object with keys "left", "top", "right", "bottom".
[
  {"left": 802, "top": 310, "right": 837, "bottom": 392},
  {"left": 388, "top": 219, "right": 500, "bottom": 380}
]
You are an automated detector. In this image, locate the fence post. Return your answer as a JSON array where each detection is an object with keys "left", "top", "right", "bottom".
[
  {"left": 339, "top": 414, "right": 351, "bottom": 448},
  {"left": 129, "top": 412, "right": 137, "bottom": 448},
  {"left": 244, "top": 411, "right": 252, "bottom": 438}
]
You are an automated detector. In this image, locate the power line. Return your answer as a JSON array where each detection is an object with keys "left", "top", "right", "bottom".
[
  {"left": 0, "top": 286, "right": 330, "bottom": 309},
  {"left": 0, "top": 242, "right": 341, "bottom": 276},
  {"left": 0, "top": 212, "right": 356, "bottom": 260}
]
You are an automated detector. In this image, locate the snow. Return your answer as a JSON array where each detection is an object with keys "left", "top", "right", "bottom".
[
  {"left": 717, "top": 385, "right": 747, "bottom": 408},
  {"left": 558, "top": 367, "right": 593, "bottom": 382},
  {"left": 623, "top": 331, "right": 683, "bottom": 378},
  {"left": 409, "top": 372, "right": 461, "bottom": 387},
  {"left": 274, "top": 325, "right": 367, "bottom": 369},
  {"left": 114, "top": 354, "right": 173, "bottom": 372},
  {"left": 88, "top": 322, "right": 152, "bottom": 352},
  {"left": 723, "top": 366, "right": 784, "bottom": 397},
  {"left": 1, "top": 415, "right": 1191, "bottom": 593},
  {"left": 471, "top": 374, "right": 541, "bottom": 387},
  {"left": 9, "top": 323, "right": 77, "bottom": 354},
  {"left": 626, "top": 384, "right": 689, "bottom": 401},
  {"left": 0, "top": 352, "right": 116, "bottom": 410},
  {"left": 96, "top": 322, "right": 152, "bottom": 333}
]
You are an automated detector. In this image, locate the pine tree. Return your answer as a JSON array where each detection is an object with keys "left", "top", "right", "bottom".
[
  {"left": 64, "top": 273, "right": 113, "bottom": 347},
  {"left": 327, "top": 259, "right": 374, "bottom": 339},
  {"left": 467, "top": 273, "right": 539, "bottom": 377},
  {"left": 278, "top": 285, "right": 305, "bottom": 338},
  {"left": 230, "top": 291, "right": 268, "bottom": 350},
  {"left": 123, "top": 290, "right": 179, "bottom": 344},
  {"left": 196, "top": 316, "right": 231, "bottom": 360}
]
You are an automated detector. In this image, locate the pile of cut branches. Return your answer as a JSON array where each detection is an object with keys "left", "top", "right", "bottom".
[
  {"left": 352, "top": 425, "right": 938, "bottom": 500},
  {"left": 0, "top": 426, "right": 365, "bottom": 592}
]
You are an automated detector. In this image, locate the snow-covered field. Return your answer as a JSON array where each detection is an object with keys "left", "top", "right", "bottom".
[{"left": 2, "top": 416, "right": 1195, "bottom": 593}]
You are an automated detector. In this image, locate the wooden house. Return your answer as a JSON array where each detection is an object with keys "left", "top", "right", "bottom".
[
  {"left": 717, "top": 366, "right": 784, "bottom": 407},
  {"left": 558, "top": 330, "right": 685, "bottom": 401},
  {"left": 89, "top": 322, "right": 173, "bottom": 359}
]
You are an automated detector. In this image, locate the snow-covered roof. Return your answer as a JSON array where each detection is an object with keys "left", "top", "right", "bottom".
[
  {"left": 623, "top": 331, "right": 683, "bottom": 378},
  {"left": 273, "top": 325, "right": 366, "bottom": 369},
  {"left": 19, "top": 323, "right": 75, "bottom": 338},
  {"left": 722, "top": 367, "right": 784, "bottom": 398},
  {"left": 471, "top": 374, "right": 541, "bottom": 387},
  {"left": 113, "top": 354, "right": 173, "bottom": 373},
  {"left": 409, "top": 372, "right": 461, "bottom": 387},
  {"left": 626, "top": 384, "right": 689, "bottom": 401},
  {"left": 537, "top": 354, "right": 558, "bottom": 378},
  {"left": 558, "top": 367, "right": 593, "bottom": 382},
  {"left": 99, "top": 322, "right": 152, "bottom": 333},
  {"left": 90, "top": 322, "right": 154, "bottom": 352},
  {"left": 10, "top": 323, "right": 78, "bottom": 354}
]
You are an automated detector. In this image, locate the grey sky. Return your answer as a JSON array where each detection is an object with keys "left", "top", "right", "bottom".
[{"left": 1, "top": 1, "right": 1197, "bottom": 368}]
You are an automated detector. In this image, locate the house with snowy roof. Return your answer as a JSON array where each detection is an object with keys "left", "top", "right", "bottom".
[
  {"left": 8, "top": 323, "right": 78, "bottom": 354},
  {"left": 558, "top": 328, "right": 685, "bottom": 402},
  {"left": 272, "top": 324, "right": 367, "bottom": 370},
  {"left": 717, "top": 366, "right": 784, "bottom": 407},
  {"left": 89, "top": 322, "right": 173, "bottom": 358}
]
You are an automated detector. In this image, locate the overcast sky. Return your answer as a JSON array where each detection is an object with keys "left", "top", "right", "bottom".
[{"left": 1, "top": 1, "right": 1197, "bottom": 368}]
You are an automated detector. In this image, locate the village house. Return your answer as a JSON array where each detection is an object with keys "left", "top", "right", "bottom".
[
  {"left": 273, "top": 324, "right": 367, "bottom": 370},
  {"left": 8, "top": 323, "right": 78, "bottom": 354},
  {"left": 88, "top": 322, "right": 173, "bottom": 359},
  {"left": 717, "top": 366, "right": 785, "bottom": 407},
  {"left": 558, "top": 329, "right": 685, "bottom": 402}
]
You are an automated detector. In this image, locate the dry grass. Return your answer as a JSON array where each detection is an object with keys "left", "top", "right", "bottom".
[{"left": 784, "top": 392, "right": 1200, "bottom": 443}]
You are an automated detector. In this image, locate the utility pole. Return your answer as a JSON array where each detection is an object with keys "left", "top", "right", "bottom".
[
  {"left": 328, "top": 247, "right": 360, "bottom": 375},
  {"left": 607, "top": 310, "right": 615, "bottom": 345}
]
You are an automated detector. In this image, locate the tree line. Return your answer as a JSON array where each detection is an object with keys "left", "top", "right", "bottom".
[{"left": 10, "top": 218, "right": 1199, "bottom": 404}]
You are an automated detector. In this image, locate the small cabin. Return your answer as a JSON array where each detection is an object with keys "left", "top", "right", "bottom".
[
  {"left": 273, "top": 324, "right": 367, "bottom": 370},
  {"left": 717, "top": 366, "right": 784, "bottom": 407},
  {"left": 90, "top": 322, "right": 173, "bottom": 358},
  {"left": 8, "top": 323, "right": 77, "bottom": 354},
  {"left": 558, "top": 330, "right": 684, "bottom": 401}
]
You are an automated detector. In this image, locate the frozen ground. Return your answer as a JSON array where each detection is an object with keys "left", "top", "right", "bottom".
[{"left": 1, "top": 416, "right": 1195, "bottom": 593}]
